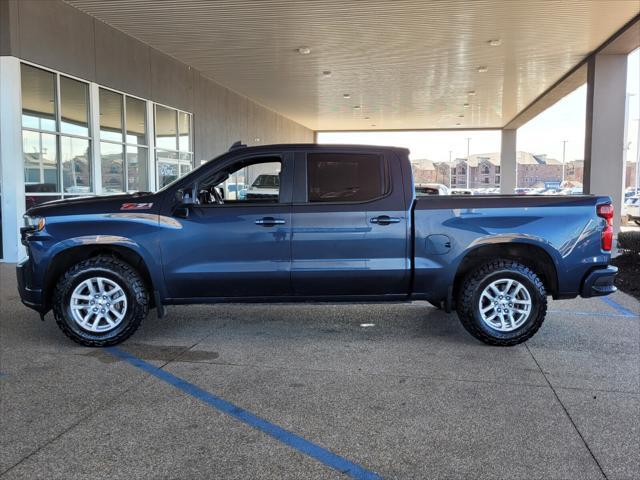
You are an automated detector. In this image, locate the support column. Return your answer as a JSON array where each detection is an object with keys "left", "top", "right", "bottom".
[
  {"left": 0, "top": 56, "right": 26, "bottom": 262},
  {"left": 500, "top": 129, "right": 517, "bottom": 194},
  {"left": 583, "top": 54, "right": 628, "bottom": 232}
]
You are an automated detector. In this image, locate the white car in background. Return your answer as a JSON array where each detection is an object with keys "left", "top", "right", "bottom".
[
  {"left": 626, "top": 195, "right": 640, "bottom": 226},
  {"left": 415, "top": 183, "right": 450, "bottom": 196},
  {"left": 245, "top": 174, "right": 280, "bottom": 200}
]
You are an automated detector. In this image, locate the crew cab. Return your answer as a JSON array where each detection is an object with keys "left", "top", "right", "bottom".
[{"left": 18, "top": 143, "right": 617, "bottom": 347}]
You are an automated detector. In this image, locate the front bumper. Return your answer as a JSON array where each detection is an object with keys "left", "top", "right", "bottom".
[
  {"left": 580, "top": 266, "right": 618, "bottom": 298},
  {"left": 16, "top": 259, "right": 44, "bottom": 312}
]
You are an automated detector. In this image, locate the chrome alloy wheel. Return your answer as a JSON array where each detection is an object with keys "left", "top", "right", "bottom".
[
  {"left": 478, "top": 278, "right": 532, "bottom": 332},
  {"left": 69, "top": 277, "right": 128, "bottom": 333}
]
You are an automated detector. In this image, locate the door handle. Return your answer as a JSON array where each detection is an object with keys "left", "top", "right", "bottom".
[
  {"left": 370, "top": 215, "right": 401, "bottom": 225},
  {"left": 255, "top": 217, "right": 286, "bottom": 226}
]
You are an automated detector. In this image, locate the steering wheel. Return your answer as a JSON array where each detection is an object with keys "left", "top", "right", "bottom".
[{"left": 211, "top": 186, "right": 224, "bottom": 205}]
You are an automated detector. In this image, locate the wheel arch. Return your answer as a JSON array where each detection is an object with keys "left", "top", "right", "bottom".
[
  {"left": 43, "top": 243, "right": 156, "bottom": 312},
  {"left": 453, "top": 241, "right": 559, "bottom": 301}
]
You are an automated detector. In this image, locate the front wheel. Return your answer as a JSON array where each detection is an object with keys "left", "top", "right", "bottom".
[
  {"left": 456, "top": 259, "right": 547, "bottom": 346},
  {"left": 53, "top": 255, "right": 149, "bottom": 347}
]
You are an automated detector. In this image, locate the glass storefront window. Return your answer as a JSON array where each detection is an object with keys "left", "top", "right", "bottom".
[
  {"left": 155, "top": 105, "right": 193, "bottom": 188},
  {"left": 126, "top": 145, "right": 149, "bottom": 192},
  {"left": 178, "top": 111, "right": 190, "bottom": 152},
  {"left": 60, "top": 76, "right": 89, "bottom": 136},
  {"left": 126, "top": 96, "right": 146, "bottom": 145},
  {"left": 61, "top": 136, "right": 91, "bottom": 194},
  {"left": 21, "top": 65, "right": 56, "bottom": 132},
  {"left": 100, "top": 142, "right": 124, "bottom": 193},
  {"left": 99, "top": 88, "right": 124, "bottom": 142},
  {"left": 155, "top": 105, "right": 177, "bottom": 150},
  {"left": 23, "top": 130, "right": 58, "bottom": 192}
]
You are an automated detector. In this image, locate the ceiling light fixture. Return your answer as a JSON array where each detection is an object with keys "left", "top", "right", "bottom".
[
  {"left": 456, "top": 122, "right": 461, "bottom": 126},
  {"left": 458, "top": 114, "right": 464, "bottom": 118},
  {"left": 353, "top": 105, "right": 360, "bottom": 109},
  {"left": 463, "top": 103, "right": 469, "bottom": 108},
  {"left": 364, "top": 116, "right": 370, "bottom": 120},
  {"left": 322, "top": 70, "right": 332, "bottom": 77},
  {"left": 296, "top": 46, "right": 311, "bottom": 55},
  {"left": 488, "top": 39, "right": 502, "bottom": 47},
  {"left": 477, "top": 66, "right": 488, "bottom": 73},
  {"left": 343, "top": 93, "right": 351, "bottom": 99},
  {"left": 371, "top": 124, "right": 377, "bottom": 127},
  {"left": 467, "top": 90, "right": 476, "bottom": 96}
]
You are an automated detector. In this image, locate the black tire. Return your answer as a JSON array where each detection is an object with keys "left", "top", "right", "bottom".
[
  {"left": 53, "top": 255, "right": 149, "bottom": 347},
  {"left": 456, "top": 259, "right": 547, "bottom": 346}
]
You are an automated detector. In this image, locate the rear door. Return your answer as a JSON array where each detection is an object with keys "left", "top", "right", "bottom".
[{"left": 290, "top": 150, "right": 410, "bottom": 296}]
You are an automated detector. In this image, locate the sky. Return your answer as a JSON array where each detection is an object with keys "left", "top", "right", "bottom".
[{"left": 319, "top": 49, "right": 640, "bottom": 166}]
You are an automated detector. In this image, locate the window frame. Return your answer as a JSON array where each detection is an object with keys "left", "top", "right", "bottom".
[
  {"left": 300, "top": 151, "right": 392, "bottom": 205},
  {"left": 20, "top": 62, "right": 93, "bottom": 202},
  {"left": 98, "top": 86, "right": 151, "bottom": 194},
  {"left": 154, "top": 103, "right": 194, "bottom": 190},
  {"left": 182, "top": 152, "right": 294, "bottom": 208}
]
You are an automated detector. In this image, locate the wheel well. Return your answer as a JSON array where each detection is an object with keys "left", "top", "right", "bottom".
[
  {"left": 453, "top": 243, "right": 558, "bottom": 300},
  {"left": 43, "top": 245, "right": 155, "bottom": 310}
]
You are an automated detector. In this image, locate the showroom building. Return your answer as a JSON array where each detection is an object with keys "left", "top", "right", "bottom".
[{"left": 1, "top": 0, "right": 638, "bottom": 262}]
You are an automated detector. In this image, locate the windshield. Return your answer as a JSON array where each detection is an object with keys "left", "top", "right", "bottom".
[{"left": 251, "top": 174, "right": 279, "bottom": 188}]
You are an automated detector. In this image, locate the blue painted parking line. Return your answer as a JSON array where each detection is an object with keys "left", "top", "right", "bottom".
[
  {"left": 107, "top": 347, "right": 382, "bottom": 480},
  {"left": 599, "top": 297, "right": 638, "bottom": 317},
  {"left": 548, "top": 309, "right": 637, "bottom": 318}
]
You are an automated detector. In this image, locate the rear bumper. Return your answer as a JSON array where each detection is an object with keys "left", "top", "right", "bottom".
[
  {"left": 580, "top": 266, "right": 618, "bottom": 298},
  {"left": 16, "top": 259, "right": 44, "bottom": 312}
]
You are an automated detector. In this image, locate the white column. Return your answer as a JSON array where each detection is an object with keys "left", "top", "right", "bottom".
[
  {"left": 89, "top": 83, "right": 102, "bottom": 194},
  {"left": 0, "top": 56, "right": 26, "bottom": 262},
  {"left": 146, "top": 101, "right": 156, "bottom": 191},
  {"left": 584, "top": 54, "right": 627, "bottom": 232},
  {"left": 500, "top": 129, "right": 517, "bottom": 194}
]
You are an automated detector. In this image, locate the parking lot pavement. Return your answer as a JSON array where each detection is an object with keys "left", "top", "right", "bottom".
[{"left": 1, "top": 263, "right": 638, "bottom": 480}]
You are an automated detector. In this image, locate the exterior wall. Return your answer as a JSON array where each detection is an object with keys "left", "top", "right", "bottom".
[{"left": 2, "top": 0, "right": 313, "bottom": 162}]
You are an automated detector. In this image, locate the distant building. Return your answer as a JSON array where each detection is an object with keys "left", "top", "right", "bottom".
[
  {"left": 411, "top": 153, "right": 636, "bottom": 191},
  {"left": 516, "top": 152, "right": 562, "bottom": 188}
]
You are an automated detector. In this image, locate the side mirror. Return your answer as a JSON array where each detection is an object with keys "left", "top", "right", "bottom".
[{"left": 173, "top": 205, "right": 190, "bottom": 218}]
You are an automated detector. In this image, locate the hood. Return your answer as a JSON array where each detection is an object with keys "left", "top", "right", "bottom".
[{"left": 26, "top": 192, "right": 160, "bottom": 217}]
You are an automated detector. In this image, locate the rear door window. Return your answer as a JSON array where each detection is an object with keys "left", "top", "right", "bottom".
[{"left": 306, "top": 153, "right": 387, "bottom": 203}]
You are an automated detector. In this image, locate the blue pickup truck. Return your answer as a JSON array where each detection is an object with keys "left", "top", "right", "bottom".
[{"left": 18, "top": 143, "right": 617, "bottom": 347}]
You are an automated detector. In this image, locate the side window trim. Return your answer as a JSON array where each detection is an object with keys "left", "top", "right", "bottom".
[{"left": 299, "top": 151, "right": 392, "bottom": 205}]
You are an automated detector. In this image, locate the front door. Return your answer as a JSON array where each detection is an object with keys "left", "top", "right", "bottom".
[
  {"left": 160, "top": 154, "right": 293, "bottom": 299},
  {"left": 291, "top": 150, "right": 410, "bottom": 297}
]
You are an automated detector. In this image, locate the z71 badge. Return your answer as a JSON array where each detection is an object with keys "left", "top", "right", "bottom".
[{"left": 120, "top": 202, "right": 153, "bottom": 210}]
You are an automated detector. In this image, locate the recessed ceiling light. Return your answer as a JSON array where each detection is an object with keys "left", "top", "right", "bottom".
[
  {"left": 477, "top": 66, "right": 488, "bottom": 73},
  {"left": 322, "top": 70, "right": 332, "bottom": 77},
  {"left": 353, "top": 105, "right": 360, "bottom": 109},
  {"left": 463, "top": 103, "right": 469, "bottom": 108},
  {"left": 468, "top": 90, "right": 476, "bottom": 96},
  {"left": 254, "top": 137, "right": 260, "bottom": 142},
  {"left": 343, "top": 93, "right": 351, "bottom": 99},
  {"left": 456, "top": 122, "right": 461, "bottom": 126},
  {"left": 458, "top": 114, "right": 464, "bottom": 118},
  {"left": 296, "top": 46, "right": 311, "bottom": 55},
  {"left": 488, "top": 39, "right": 502, "bottom": 47},
  {"left": 371, "top": 124, "right": 376, "bottom": 127},
  {"left": 364, "top": 116, "right": 370, "bottom": 120}
]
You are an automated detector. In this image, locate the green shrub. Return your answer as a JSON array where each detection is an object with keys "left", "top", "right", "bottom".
[{"left": 618, "top": 231, "right": 640, "bottom": 254}]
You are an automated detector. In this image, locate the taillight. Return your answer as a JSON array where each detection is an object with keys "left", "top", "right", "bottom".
[{"left": 597, "top": 203, "right": 614, "bottom": 251}]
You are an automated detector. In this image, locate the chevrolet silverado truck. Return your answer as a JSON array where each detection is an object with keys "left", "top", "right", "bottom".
[{"left": 18, "top": 143, "right": 618, "bottom": 347}]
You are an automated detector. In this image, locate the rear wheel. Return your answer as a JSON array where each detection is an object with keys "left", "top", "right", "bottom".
[
  {"left": 456, "top": 259, "right": 547, "bottom": 346},
  {"left": 53, "top": 255, "right": 149, "bottom": 347}
]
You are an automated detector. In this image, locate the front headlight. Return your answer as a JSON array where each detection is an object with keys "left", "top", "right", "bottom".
[{"left": 23, "top": 215, "right": 46, "bottom": 231}]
